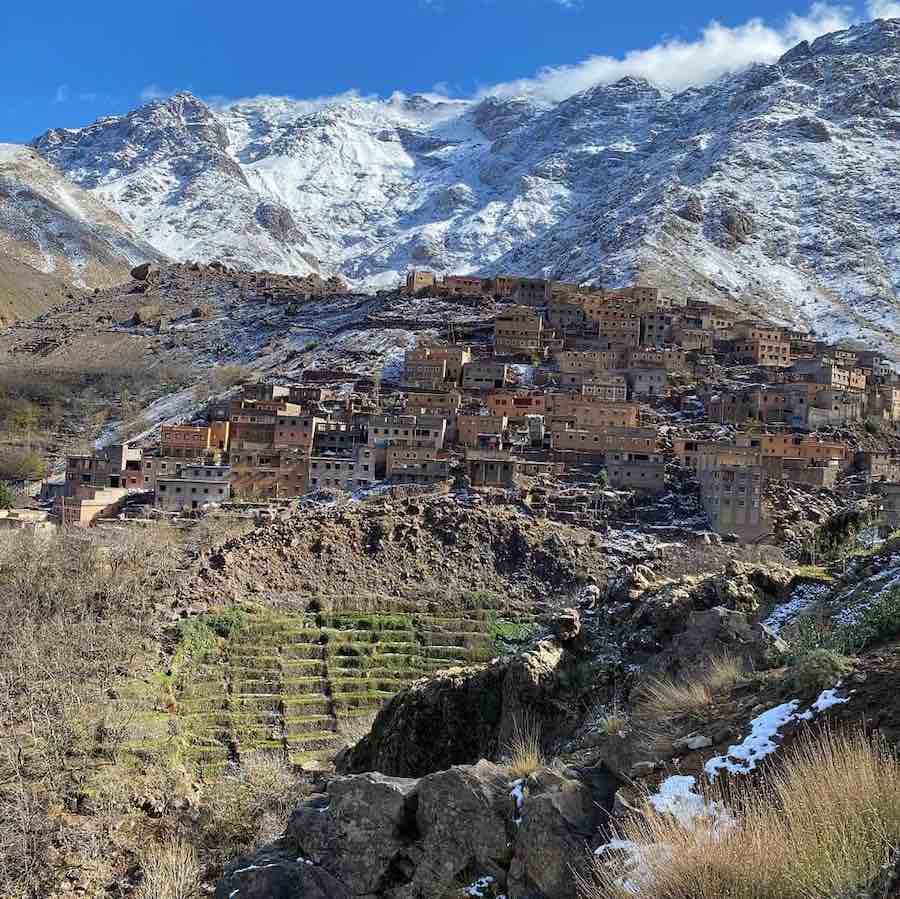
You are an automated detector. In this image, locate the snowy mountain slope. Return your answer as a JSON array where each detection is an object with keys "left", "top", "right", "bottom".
[
  {"left": 27, "top": 18, "right": 900, "bottom": 355},
  {"left": 0, "top": 144, "right": 159, "bottom": 289}
]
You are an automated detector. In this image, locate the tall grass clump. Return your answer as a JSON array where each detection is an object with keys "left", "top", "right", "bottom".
[
  {"left": 135, "top": 839, "right": 201, "bottom": 899},
  {"left": 636, "top": 655, "right": 745, "bottom": 723},
  {"left": 505, "top": 712, "right": 544, "bottom": 779},
  {"left": 581, "top": 729, "right": 900, "bottom": 899}
]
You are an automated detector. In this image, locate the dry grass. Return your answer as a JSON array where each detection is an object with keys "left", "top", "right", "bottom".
[
  {"left": 581, "top": 729, "right": 900, "bottom": 899},
  {"left": 0, "top": 525, "right": 235, "bottom": 896},
  {"left": 196, "top": 753, "right": 309, "bottom": 874},
  {"left": 636, "top": 677, "right": 713, "bottom": 722},
  {"left": 636, "top": 656, "right": 745, "bottom": 723},
  {"left": 505, "top": 712, "right": 544, "bottom": 779},
  {"left": 135, "top": 839, "right": 201, "bottom": 899},
  {"left": 596, "top": 702, "right": 629, "bottom": 737}
]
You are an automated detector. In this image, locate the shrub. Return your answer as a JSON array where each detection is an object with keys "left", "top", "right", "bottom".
[
  {"left": 636, "top": 677, "right": 713, "bottom": 722},
  {"left": 135, "top": 839, "right": 201, "bottom": 899},
  {"left": 490, "top": 616, "right": 536, "bottom": 653},
  {"left": 845, "top": 588, "right": 900, "bottom": 651},
  {"left": 581, "top": 729, "right": 900, "bottom": 899},
  {"left": 204, "top": 607, "right": 247, "bottom": 640},
  {"left": 789, "top": 648, "right": 854, "bottom": 694},
  {"left": 0, "top": 447, "right": 47, "bottom": 480},
  {"left": 703, "top": 655, "right": 745, "bottom": 693},
  {"left": 0, "top": 483, "right": 13, "bottom": 509},
  {"left": 505, "top": 712, "right": 544, "bottom": 779},
  {"left": 196, "top": 754, "right": 308, "bottom": 875}
]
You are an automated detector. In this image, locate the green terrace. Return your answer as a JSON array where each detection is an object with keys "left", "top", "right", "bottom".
[{"left": 118, "top": 600, "right": 535, "bottom": 779}]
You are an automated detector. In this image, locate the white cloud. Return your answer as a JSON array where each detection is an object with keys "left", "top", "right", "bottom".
[
  {"left": 481, "top": 3, "right": 855, "bottom": 99},
  {"left": 139, "top": 84, "right": 169, "bottom": 103},
  {"left": 53, "top": 84, "right": 69, "bottom": 104},
  {"left": 868, "top": 0, "right": 900, "bottom": 16}
]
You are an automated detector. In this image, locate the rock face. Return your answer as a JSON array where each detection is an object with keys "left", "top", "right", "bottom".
[
  {"left": 0, "top": 143, "right": 160, "bottom": 290},
  {"left": 342, "top": 641, "right": 569, "bottom": 778},
  {"left": 656, "top": 606, "right": 789, "bottom": 676},
  {"left": 16, "top": 19, "right": 900, "bottom": 352},
  {"left": 216, "top": 759, "right": 623, "bottom": 899}
]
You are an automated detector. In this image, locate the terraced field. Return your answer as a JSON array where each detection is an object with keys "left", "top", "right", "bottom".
[{"left": 169, "top": 604, "right": 531, "bottom": 777}]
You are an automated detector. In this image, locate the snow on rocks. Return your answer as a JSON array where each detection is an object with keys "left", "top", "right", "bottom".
[
  {"left": 798, "top": 686, "right": 852, "bottom": 720},
  {"left": 763, "top": 581, "right": 831, "bottom": 635},
  {"left": 705, "top": 701, "right": 801, "bottom": 778},
  {"left": 510, "top": 779, "right": 525, "bottom": 826},
  {"left": 706, "top": 685, "right": 853, "bottom": 778},
  {"left": 463, "top": 875, "right": 504, "bottom": 897},
  {"left": 647, "top": 775, "right": 733, "bottom": 829}
]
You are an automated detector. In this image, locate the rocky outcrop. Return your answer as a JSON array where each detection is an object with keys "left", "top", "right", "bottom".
[
  {"left": 721, "top": 207, "right": 756, "bottom": 243},
  {"left": 607, "top": 561, "right": 793, "bottom": 657},
  {"left": 191, "top": 494, "right": 615, "bottom": 603},
  {"left": 216, "top": 759, "right": 623, "bottom": 899},
  {"left": 677, "top": 194, "right": 704, "bottom": 223},
  {"left": 341, "top": 641, "right": 570, "bottom": 778},
  {"left": 130, "top": 262, "right": 158, "bottom": 281},
  {"left": 651, "top": 605, "right": 788, "bottom": 677}
]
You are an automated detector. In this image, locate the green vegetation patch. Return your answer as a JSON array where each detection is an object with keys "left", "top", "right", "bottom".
[{"left": 489, "top": 615, "right": 538, "bottom": 654}]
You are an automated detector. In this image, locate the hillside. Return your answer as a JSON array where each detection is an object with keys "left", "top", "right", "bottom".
[
  {"left": 0, "top": 251, "right": 70, "bottom": 325},
  {"left": 20, "top": 18, "right": 900, "bottom": 356},
  {"left": 0, "top": 143, "right": 160, "bottom": 292}
]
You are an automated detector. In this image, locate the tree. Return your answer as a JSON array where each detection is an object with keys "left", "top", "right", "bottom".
[
  {"left": 0, "top": 482, "right": 14, "bottom": 509},
  {"left": 10, "top": 403, "right": 40, "bottom": 436}
]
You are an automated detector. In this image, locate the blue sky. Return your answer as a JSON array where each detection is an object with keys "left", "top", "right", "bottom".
[{"left": 2, "top": 0, "right": 898, "bottom": 142}]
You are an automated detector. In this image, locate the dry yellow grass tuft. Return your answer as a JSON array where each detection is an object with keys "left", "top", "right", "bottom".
[
  {"left": 702, "top": 655, "right": 745, "bottom": 693},
  {"left": 636, "top": 655, "right": 745, "bottom": 722},
  {"left": 135, "top": 839, "right": 201, "bottom": 899},
  {"left": 581, "top": 729, "right": 900, "bottom": 899},
  {"left": 636, "top": 677, "right": 713, "bottom": 721},
  {"left": 596, "top": 702, "right": 629, "bottom": 737},
  {"left": 506, "top": 712, "right": 544, "bottom": 779}
]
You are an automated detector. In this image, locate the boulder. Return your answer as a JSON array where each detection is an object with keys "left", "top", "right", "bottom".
[
  {"left": 341, "top": 641, "right": 567, "bottom": 778},
  {"left": 218, "top": 760, "right": 626, "bottom": 899},
  {"left": 678, "top": 194, "right": 704, "bottom": 223},
  {"left": 655, "top": 605, "right": 787, "bottom": 676},
  {"left": 287, "top": 774, "right": 418, "bottom": 895},
  {"left": 130, "top": 262, "right": 158, "bottom": 281},
  {"left": 215, "top": 848, "right": 349, "bottom": 899},
  {"left": 550, "top": 608, "right": 581, "bottom": 643},
  {"left": 398, "top": 761, "right": 513, "bottom": 898},
  {"left": 721, "top": 207, "right": 755, "bottom": 242},
  {"left": 507, "top": 764, "right": 623, "bottom": 899}
]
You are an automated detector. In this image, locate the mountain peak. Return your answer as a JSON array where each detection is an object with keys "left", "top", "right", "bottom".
[{"left": 20, "top": 17, "right": 900, "bottom": 355}]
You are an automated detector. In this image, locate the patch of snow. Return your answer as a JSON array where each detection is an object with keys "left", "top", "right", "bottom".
[
  {"left": 232, "top": 862, "right": 282, "bottom": 875},
  {"left": 463, "top": 875, "right": 497, "bottom": 897},
  {"left": 594, "top": 838, "right": 671, "bottom": 896},
  {"left": 798, "top": 686, "right": 852, "bottom": 720},
  {"left": 705, "top": 701, "right": 801, "bottom": 778},
  {"left": 763, "top": 581, "right": 831, "bottom": 634},
  {"left": 648, "top": 775, "right": 733, "bottom": 829},
  {"left": 510, "top": 779, "right": 525, "bottom": 826}
]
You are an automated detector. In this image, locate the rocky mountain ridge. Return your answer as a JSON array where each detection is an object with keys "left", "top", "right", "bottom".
[
  {"left": 0, "top": 144, "right": 159, "bottom": 295},
  {"left": 1, "top": 18, "right": 899, "bottom": 356}
]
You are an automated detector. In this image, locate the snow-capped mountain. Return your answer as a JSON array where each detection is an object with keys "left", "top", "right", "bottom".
[
  {"left": 24, "top": 18, "right": 900, "bottom": 353},
  {"left": 0, "top": 144, "right": 159, "bottom": 289}
]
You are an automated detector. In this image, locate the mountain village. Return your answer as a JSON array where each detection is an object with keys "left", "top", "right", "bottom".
[{"left": 34, "top": 267, "right": 900, "bottom": 541}]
